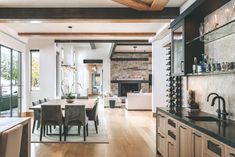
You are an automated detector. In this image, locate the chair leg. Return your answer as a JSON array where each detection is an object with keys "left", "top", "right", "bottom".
[
  {"left": 32, "top": 120, "right": 36, "bottom": 133},
  {"left": 64, "top": 125, "right": 67, "bottom": 141},
  {"left": 86, "top": 124, "right": 88, "bottom": 136},
  {"left": 97, "top": 115, "right": 99, "bottom": 125},
  {"left": 83, "top": 125, "right": 86, "bottom": 141},
  {"left": 78, "top": 125, "right": 81, "bottom": 135},
  {"left": 46, "top": 125, "right": 49, "bottom": 135},
  {"left": 43, "top": 126, "right": 46, "bottom": 136},
  {"left": 94, "top": 120, "right": 98, "bottom": 134},
  {"left": 37, "top": 119, "right": 40, "bottom": 130},
  {"left": 59, "top": 125, "right": 62, "bottom": 141},
  {"left": 40, "top": 125, "right": 43, "bottom": 141},
  {"left": 50, "top": 125, "right": 52, "bottom": 133}
]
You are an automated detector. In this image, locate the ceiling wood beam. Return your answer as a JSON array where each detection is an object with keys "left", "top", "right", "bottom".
[
  {"left": 18, "top": 32, "right": 156, "bottom": 37},
  {"left": 0, "top": 7, "right": 179, "bottom": 20},
  {"left": 151, "top": 0, "right": 170, "bottom": 10},
  {"left": 113, "top": 0, "right": 170, "bottom": 11}
]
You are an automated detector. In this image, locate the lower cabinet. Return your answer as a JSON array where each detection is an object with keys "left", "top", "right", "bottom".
[
  {"left": 204, "top": 136, "right": 225, "bottom": 157},
  {"left": 167, "top": 138, "right": 177, "bottom": 157},
  {"left": 191, "top": 130, "right": 203, "bottom": 157},
  {"left": 157, "top": 131, "right": 167, "bottom": 157},
  {"left": 178, "top": 124, "right": 191, "bottom": 157},
  {"left": 226, "top": 147, "right": 235, "bottom": 157}
]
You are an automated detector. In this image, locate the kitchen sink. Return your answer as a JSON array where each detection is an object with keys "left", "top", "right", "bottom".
[{"left": 185, "top": 116, "right": 220, "bottom": 122}]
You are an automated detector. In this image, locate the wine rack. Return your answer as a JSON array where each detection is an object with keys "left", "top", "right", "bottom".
[{"left": 166, "top": 48, "right": 182, "bottom": 108}]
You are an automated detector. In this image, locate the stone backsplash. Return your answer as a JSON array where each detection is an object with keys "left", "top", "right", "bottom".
[{"left": 183, "top": 0, "right": 235, "bottom": 120}]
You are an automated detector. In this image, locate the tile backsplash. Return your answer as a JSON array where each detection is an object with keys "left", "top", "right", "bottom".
[{"left": 183, "top": 0, "right": 235, "bottom": 120}]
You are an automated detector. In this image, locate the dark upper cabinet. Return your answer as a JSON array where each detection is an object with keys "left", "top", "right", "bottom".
[{"left": 171, "top": 20, "right": 185, "bottom": 76}]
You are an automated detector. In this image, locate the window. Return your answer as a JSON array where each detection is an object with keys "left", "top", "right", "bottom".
[{"left": 30, "top": 50, "right": 40, "bottom": 90}]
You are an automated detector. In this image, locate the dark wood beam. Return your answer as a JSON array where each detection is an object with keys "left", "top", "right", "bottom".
[
  {"left": 0, "top": 7, "right": 179, "bottom": 20},
  {"left": 111, "top": 58, "right": 149, "bottom": 61},
  {"left": 18, "top": 32, "right": 156, "bottom": 37},
  {"left": 90, "top": 42, "right": 96, "bottom": 49}
]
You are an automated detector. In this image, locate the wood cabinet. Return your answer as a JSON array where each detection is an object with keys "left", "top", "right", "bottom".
[
  {"left": 167, "top": 138, "right": 178, "bottom": 157},
  {"left": 225, "top": 146, "right": 235, "bottom": 157},
  {"left": 204, "top": 136, "right": 225, "bottom": 157},
  {"left": 156, "top": 110, "right": 235, "bottom": 157},
  {"left": 157, "top": 112, "right": 167, "bottom": 135},
  {"left": 191, "top": 130, "right": 203, "bottom": 157},
  {"left": 178, "top": 123, "right": 191, "bottom": 157}
]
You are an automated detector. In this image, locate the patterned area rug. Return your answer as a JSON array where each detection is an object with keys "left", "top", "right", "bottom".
[{"left": 31, "top": 119, "right": 109, "bottom": 143}]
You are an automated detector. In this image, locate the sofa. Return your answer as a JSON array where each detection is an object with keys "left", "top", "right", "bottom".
[
  {"left": 0, "top": 94, "right": 18, "bottom": 111},
  {"left": 125, "top": 93, "right": 152, "bottom": 110}
]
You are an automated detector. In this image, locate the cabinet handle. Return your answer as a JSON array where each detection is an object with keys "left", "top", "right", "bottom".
[
  {"left": 158, "top": 133, "right": 165, "bottom": 138},
  {"left": 158, "top": 114, "right": 165, "bottom": 118},
  {"left": 168, "top": 141, "right": 173, "bottom": 146},
  {"left": 230, "top": 153, "right": 235, "bottom": 157},
  {"left": 180, "top": 126, "right": 186, "bottom": 130},
  {"left": 181, "top": 61, "right": 184, "bottom": 72},
  {"left": 193, "top": 132, "right": 201, "bottom": 138}
]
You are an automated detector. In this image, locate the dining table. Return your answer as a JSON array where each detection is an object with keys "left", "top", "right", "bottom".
[{"left": 29, "top": 98, "right": 96, "bottom": 111}]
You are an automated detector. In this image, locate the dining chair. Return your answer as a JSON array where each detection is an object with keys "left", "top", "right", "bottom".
[
  {"left": 40, "top": 105, "right": 64, "bottom": 141},
  {"left": 1, "top": 124, "right": 23, "bottom": 157},
  {"left": 86, "top": 99, "right": 99, "bottom": 133},
  {"left": 32, "top": 101, "right": 41, "bottom": 133},
  {"left": 64, "top": 105, "right": 88, "bottom": 141},
  {"left": 39, "top": 99, "right": 46, "bottom": 104}
]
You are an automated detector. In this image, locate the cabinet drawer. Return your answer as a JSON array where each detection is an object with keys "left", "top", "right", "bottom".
[{"left": 204, "top": 136, "right": 225, "bottom": 157}]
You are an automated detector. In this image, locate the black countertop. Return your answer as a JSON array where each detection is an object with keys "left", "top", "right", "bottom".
[{"left": 157, "top": 107, "right": 235, "bottom": 148}]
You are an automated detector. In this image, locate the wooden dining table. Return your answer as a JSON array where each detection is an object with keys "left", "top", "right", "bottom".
[{"left": 29, "top": 98, "right": 96, "bottom": 111}]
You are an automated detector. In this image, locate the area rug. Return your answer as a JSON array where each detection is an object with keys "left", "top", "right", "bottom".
[{"left": 31, "top": 119, "right": 109, "bottom": 143}]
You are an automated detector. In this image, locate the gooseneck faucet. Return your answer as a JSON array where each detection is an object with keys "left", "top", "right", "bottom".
[
  {"left": 211, "top": 96, "right": 228, "bottom": 120},
  {"left": 207, "top": 93, "right": 221, "bottom": 119}
]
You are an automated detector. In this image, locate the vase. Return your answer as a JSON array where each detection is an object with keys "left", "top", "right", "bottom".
[{"left": 66, "top": 99, "right": 74, "bottom": 103}]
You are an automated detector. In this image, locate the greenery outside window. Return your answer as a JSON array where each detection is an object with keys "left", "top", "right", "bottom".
[{"left": 30, "top": 50, "right": 40, "bottom": 91}]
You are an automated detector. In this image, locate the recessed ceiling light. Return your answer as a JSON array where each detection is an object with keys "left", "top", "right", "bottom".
[
  {"left": 68, "top": 26, "right": 73, "bottom": 29},
  {"left": 30, "top": 20, "right": 42, "bottom": 24}
]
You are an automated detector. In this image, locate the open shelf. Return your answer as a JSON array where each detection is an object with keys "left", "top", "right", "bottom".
[
  {"left": 187, "top": 71, "right": 235, "bottom": 76},
  {"left": 186, "top": 19, "right": 235, "bottom": 45}
]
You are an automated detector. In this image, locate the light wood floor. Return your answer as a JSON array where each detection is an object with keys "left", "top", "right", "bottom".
[{"left": 31, "top": 108, "right": 158, "bottom": 157}]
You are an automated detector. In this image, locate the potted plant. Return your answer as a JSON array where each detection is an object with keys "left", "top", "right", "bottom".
[{"left": 64, "top": 92, "right": 76, "bottom": 103}]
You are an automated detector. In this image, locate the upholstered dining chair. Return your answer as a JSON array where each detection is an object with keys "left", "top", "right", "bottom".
[
  {"left": 40, "top": 105, "right": 64, "bottom": 141},
  {"left": 64, "top": 105, "right": 88, "bottom": 141},
  {"left": 32, "top": 100, "right": 41, "bottom": 133},
  {"left": 86, "top": 99, "right": 99, "bottom": 133},
  {"left": 1, "top": 124, "right": 23, "bottom": 157}
]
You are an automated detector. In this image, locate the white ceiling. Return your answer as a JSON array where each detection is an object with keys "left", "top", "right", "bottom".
[
  {"left": 0, "top": 0, "right": 187, "bottom": 8},
  {"left": 3, "top": 22, "right": 168, "bottom": 33}
]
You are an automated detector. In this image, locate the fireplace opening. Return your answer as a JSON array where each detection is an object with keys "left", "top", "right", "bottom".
[{"left": 118, "top": 82, "right": 140, "bottom": 97}]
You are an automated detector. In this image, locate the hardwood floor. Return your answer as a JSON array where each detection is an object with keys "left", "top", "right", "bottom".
[{"left": 31, "top": 107, "right": 158, "bottom": 157}]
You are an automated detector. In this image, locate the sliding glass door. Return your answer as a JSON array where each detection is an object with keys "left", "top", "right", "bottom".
[{"left": 0, "top": 46, "right": 22, "bottom": 117}]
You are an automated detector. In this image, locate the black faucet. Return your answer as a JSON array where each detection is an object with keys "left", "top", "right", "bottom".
[
  {"left": 207, "top": 93, "right": 221, "bottom": 119},
  {"left": 211, "top": 96, "right": 228, "bottom": 120}
]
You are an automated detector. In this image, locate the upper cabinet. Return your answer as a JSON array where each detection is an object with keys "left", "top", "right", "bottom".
[
  {"left": 170, "top": 0, "right": 231, "bottom": 76},
  {"left": 171, "top": 20, "right": 185, "bottom": 76}
]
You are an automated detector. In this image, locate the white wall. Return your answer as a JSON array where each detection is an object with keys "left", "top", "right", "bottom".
[
  {"left": 151, "top": 33, "right": 171, "bottom": 113},
  {"left": 0, "top": 25, "right": 28, "bottom": 112},
  {"left": 75, "top": 43, "right": 111, "bottom": 96},
  {"left": 26, "top": 39, "right": 56, "bottom": 109}
]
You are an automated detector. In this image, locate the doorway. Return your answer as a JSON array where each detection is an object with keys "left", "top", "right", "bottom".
[{"left": 0, "top": 45, "right": 22, "bottom": 117}]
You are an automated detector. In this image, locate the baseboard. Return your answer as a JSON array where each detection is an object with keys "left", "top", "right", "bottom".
[{"left": 153, "top": 112, "right": 156, "bottom": 117}]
